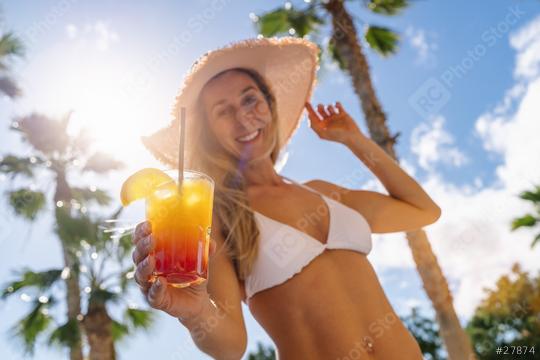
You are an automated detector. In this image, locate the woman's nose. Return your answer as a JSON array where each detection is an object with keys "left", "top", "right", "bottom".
[{"left": 235, "top": 106, "right": 258, "bottom": 131}]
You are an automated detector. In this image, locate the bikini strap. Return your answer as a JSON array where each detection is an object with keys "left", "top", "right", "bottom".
[{"left": 281, "top": 175, "right": 324, "bottom": 197}]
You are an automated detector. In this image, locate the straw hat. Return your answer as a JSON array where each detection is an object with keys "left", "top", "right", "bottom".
[{"left": 141, "top": 36, "right": 320, "bottom": 167}]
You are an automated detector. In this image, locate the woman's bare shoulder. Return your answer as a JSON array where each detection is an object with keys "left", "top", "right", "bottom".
[{"left": 303, "top": 179, "right": 351, "bottom": 202}]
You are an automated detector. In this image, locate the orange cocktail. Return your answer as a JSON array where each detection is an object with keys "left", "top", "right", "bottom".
[
  {"left": 146, "top": 170, "right": 214, "bottom": 287},
  {"left": 120, "top": 168, "right": 215, "bottom": 287}
]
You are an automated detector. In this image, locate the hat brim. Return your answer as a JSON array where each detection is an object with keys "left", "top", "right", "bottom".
[{"left": 142, "top": 37, "right": 319, "bottom": 167}]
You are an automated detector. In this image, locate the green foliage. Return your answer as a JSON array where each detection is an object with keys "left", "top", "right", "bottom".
[
  {"left": 512, "top": 184, "right": 540, "bottom": 248},
  {"left": 328, "top": 39, "right": 347, "bottom": 70},
  {"left": 367, "top": 0, "right": 409, "bottom": 15},
  {"left": 401, "top": 307, "right": 445, "bottom": 360},
  {"left": 256, "top": 9, "right": 289, "bottom": 36},
  {"left": 55, "top": 207, "right": 99, "bottom": 248},
  {"left": 8, "top": 188, "right": 46, "bottom": 220},
  {"left": 118, "top": 267, "right": 135, "bottom": 292},
  {"left": 255, "top": 6, "right": 323, "bottom": 38},
  {"left": 0, "top": 154, "right": 41, "bottom": 178},
  {"left": 111, "top": 319, "right": 129, "bottom": 341},
  {"left": 71, "top": 186, "right": 112, "bottom": 206},
  {"left": 110, "top": 308, "right": 154, "bottom": 342},
  {"left": 518, "top": 186, "right": 540, "bottom": 203},
  {"left": 125, "top": 308, "right": 154, "bottom": 329},
  {"left": 466, "top": 263, "right": 540, "bottom": 359},
  {"left": 247, "top": 342, "right": 276, "bottom": 360},
  {"left": 89, "top": 288, "right": 120, "bottom": 305},
  {"left": 117, "top": 232, "right": 134, "bottom": 260},
  {"left": 0, "top": 31, "right": 24, "bottom": 68},
  {"left": 47, "top": 319, "right": 80, "bottom": 349},
  {"left": 11, "top": 300, "right": 53, "bottom": 355},
  {"left": 365, "top": 25, "right": 399, "bottom": 56},
  {"left": 1, "top": 268, "right": 63, "bottom": 299},
  {"left": 512, "top": 214, "right": 537, "bottom": 229}
]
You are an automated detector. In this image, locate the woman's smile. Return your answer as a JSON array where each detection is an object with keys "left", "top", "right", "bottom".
[{"left": 236, "top": 127, "right": 263, "bottom": 144}]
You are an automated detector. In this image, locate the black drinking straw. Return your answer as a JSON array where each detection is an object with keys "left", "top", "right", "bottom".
[{"left": 178, "top": 107, "right": 186, "bottom": 194}]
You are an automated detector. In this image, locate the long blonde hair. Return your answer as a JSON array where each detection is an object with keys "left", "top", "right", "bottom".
[{"left": 184, "top": 67, "right": 281, "bottom": 280}]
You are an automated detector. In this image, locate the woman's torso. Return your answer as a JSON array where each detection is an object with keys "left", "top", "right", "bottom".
[{"left": 244, "top": 179, "right": 423, "bottom": 360}]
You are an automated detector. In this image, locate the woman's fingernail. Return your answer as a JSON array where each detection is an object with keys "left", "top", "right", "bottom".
[{"left": 156, "top": 278, "right": 162, "bottom": 288}]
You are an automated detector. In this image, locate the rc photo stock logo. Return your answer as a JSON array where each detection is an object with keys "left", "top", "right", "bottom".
[
  {"left": 408, "top": 5, "right": 525, "bottom": 118},
  {"left": 263, "top": 225, "right": 307, "bottom": 269}
]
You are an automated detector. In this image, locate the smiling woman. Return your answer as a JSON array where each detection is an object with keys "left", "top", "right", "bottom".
[{"left": 130, "top": 36, "right": 439, "bottom": 360}]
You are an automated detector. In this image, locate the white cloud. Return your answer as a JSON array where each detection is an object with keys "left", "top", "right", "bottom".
[
  {"left": 370, "top": 14, "right": 540, "bottom": 319},
  {"left": 410, "top": 115, "right": 468, "bottom": 171},
  {"left": 510, "top": 14, "right": 540, "bottom": 79},
  {"left": 405, "top": 26, "right": 437, "bottom": 64},
  {"left": 65, "top": 21, "right": 119, "bottom": 51},
  {"left": 93, "top": 21, "right": 119, "bottom": 51},
  {"left": 65, "top": 24, "right": 78, "bottom": 39}
]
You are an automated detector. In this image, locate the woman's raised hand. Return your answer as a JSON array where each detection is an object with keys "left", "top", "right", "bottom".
[
  {"left": 305, "top": 101, "right": 365, "bottom": 145},
  {"left": 131, "top": 221, "right": 215, "bottom": 322}
]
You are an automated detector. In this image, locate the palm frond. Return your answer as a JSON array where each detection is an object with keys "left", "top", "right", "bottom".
[
  {"left": 327, "top": 39, "right": 347, "bottom": 70},
  {"left": 532, "top": 233, "right": 540, "bottom": 249},
  {"left": 88, "top": 288, "right": 120, "bottom": 305},
  {"left": 518, "top": 186, "right": 540, "bottom": 204},
  {"left": 255, "top": 6, "right": 323, "bottom": 38},
  {"left": 256, "top": 8, "right": 290, "bottom": 37},
  {"left": 7, "top": 188, "right": 46, "bottom": 220},
  {"left": 511, "top": 214, "right": 537, "bottom": 231},
  {"left": 71, "top": 187, "right": 112, "bottom": 206},
  {"left": 70, "top": 129, "right": 93, "bottom": 155},
  {"left": 366, "top": 0, "right": 409, "bottom": 15},
  {"left": 364, "top": 25, "right": 399, "bottom": 56},
  {"left": 118, "top": 266, "right": 135, "bottom": 292},
  {"left": 11, "top": 300, "right": 53, "bottom": 355},
  {"left": 82, "top": 152, "right": 123, "bottom": 173},
  {"left": 125, "top": 308, "right": 154, "bottom": 330},
  {"left": 13, "top": 113, "right": 70, "bottom": 155},
  {"left": 2, "top": 268, "right": 63, "bottom": 299},
  {"left": 55, "top": 207, "right": 99, "bottom": 249},
  {"left": 0, "top": 32, "right": 24, "bottom": 68},
  {"left": 47, "top": 318, "right": 81, "bottom": 349},
  {"left": 111, "top": 319, "right": 129, "bottom": 341},
  {"left": 0, "top": 75, "right": 21, "bottom": 98},
  {"left": 0, "top": 154, "right": 42, "bottom": 179}
]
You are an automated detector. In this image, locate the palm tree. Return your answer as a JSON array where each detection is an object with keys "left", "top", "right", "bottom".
[
  {"left": 247, "top": 342, "right": 276, "bottom": 360},
  {"left": 0, "top": 113, "right": 153, "bottom": 359},
  {"left": 0, "top": 18, "right": 24, "bottom": 98},
  {"left": 511, "top": 184, "right": 540, "bottom": 248},
  {"left": 253, "top": 1, "right": 476, "bottom": 359},
  {"left": 402, "top": 307, "right": 445, "bottom": 360}
]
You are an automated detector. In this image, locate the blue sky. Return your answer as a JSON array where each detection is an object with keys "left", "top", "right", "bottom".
[{"left": 1, "top": 1, "right": 540, "bottom": 359}]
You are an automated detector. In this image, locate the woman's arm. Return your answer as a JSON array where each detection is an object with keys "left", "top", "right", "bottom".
[
  {"left": 305, "top": 102, "right": 441, "bottom": 233},
  {"left": 177, "top": 215, "right": 247, "bottom": 359},
  {"left": 132, "top": 216, "right": 247, "bottom": 360}
]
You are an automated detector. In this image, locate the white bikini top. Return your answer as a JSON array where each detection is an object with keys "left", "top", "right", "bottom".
[{"left": 244, "top": 176, "right": 372, "bottom": 301}]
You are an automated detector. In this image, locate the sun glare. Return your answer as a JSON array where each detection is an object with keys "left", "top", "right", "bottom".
[{"left": 27, "top": 35, "right": 173, "bottom": 167}]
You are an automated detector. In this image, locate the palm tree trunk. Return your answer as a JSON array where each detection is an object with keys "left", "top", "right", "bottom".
[
  {"left": 54, "top": 169, "right": 84, "bottom": 360},
  {"left": 83, "top": 302, "right": 116, "bottom": 360},
  {"left": 324, "top": 1, "right": 476, "bottom": 359}
]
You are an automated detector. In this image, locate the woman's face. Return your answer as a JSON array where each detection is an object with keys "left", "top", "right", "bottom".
[{"left": 200, "top": 70, "right": 273, "bottom": 160}]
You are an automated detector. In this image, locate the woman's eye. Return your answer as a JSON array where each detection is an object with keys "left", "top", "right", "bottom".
[
  {"left": 216, "top": 107, "right": 230, "bottom": 117},
  {"left": 242, "top": 95, "right": 257, "bottom": 106}
]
